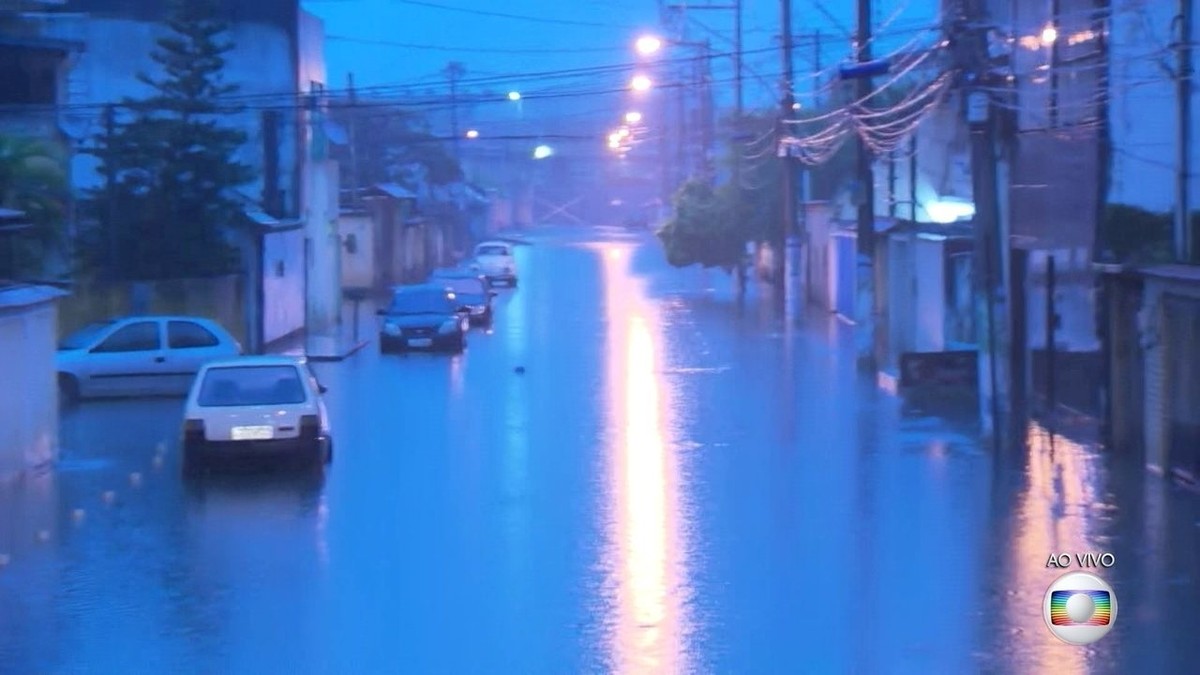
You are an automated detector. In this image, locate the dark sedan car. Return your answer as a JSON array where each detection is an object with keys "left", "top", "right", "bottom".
[
  {"left": 429, "top": 269, "right": 497, "bottom": 325},
  {"left": 377, "top": 285, "right": 470, "bottom": 353}
]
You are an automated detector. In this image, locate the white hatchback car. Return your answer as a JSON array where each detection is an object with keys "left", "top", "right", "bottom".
[
  {"left": 56, "top": 315, "right": 242, "bottom": 401},
  {"left": 181, "top": 356, "right": 332, "bottom": 474},
  {"left": 469, "top": 240, "right": 518, "bottom": 287}
]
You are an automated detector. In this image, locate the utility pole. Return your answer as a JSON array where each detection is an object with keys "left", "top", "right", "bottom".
[
  {"left": 103, "top": 103, "right": 118, "bottom": 279},
  {"left": 1177, "top": 0, "right": 1194, "bottom": 262},
  {"left": 957, "top": 0, "right": 1014, "bottom": 451},
  {"left": 444, "top": 61, "right": 466, "bottom": 162},
  {"left": 780, "top": 0, "right": 800, "bottom": 302},
  {"left": 854, "top": 0, "right": 877, "bottom": 370},
  {"left": 347, "top": 72, "right": 360, "bottom": 208}
]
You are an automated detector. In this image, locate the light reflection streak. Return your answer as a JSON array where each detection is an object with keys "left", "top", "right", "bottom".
[
  {"left": 1001, "top": 423, "right": 1104, "bottom": 672},
  {"left": 600, "top": 243, "right": 690, "bottom": 674}
]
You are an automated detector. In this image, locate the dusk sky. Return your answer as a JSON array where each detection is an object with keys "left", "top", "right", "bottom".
[{"left": 303, "top": 0, "right": 942, "bottom": 128}]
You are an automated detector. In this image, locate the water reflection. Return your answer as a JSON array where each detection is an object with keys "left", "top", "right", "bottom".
[
  {"left": 600, "top": 244, "right": 692, "bottom": 673},
  {"left": 992, "top": 423, "right": 1112, "bottom": 672}
]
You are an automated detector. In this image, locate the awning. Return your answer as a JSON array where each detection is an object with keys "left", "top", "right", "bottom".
[{"left": 364, "top": 183, "right": 418, "bottom": 201}]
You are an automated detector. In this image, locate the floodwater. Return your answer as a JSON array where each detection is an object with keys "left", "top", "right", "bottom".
[{"left": 1, "top": 227, "right": 1197, "bottom": 673}]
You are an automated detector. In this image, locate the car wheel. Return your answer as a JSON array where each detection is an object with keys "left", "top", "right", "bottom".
[
  {"left": 58, "top": 373, "right": 80, "bottom": 406},
  {"left": 324, "top": 439, "right": 334, "bottom": 465},
  {"left": 181, "top": 447, "right": 206, "bottom": 478},
  {"left": 509, "top": 277, "right": 518, "bottom": 288}
]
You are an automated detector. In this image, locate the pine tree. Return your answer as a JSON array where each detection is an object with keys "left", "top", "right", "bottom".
[{"left": 89, "top": 0, "right": 254, "bottom": 280}]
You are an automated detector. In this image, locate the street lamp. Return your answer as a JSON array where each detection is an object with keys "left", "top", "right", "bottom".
[
  {"left": 466, "top": 129, "right": 479, "bottom": 139},
  {"left": 533, "top": 144, "right": 553, "bottom": 159},
  {"left": 635, "top": 35, "right": 663, "bottom": 56},
  {"left": 630, "top": 74, "right": 653, "bottom": 92},
  {"left": 507, "top": 91, "right": 522, "bottom": 101},
  {"left": 624, "top": 111, "right": 643, "bottom": 124}
]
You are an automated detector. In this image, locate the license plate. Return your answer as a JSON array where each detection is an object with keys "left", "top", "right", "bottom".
[
  {"left": 408, "top": 338, "right": 434, "bottom": 347},
  {"left": 231, "top": 425, "right": 274, "bottom": 441}
]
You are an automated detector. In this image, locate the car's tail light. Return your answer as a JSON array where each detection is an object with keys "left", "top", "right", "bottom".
[
  {"left": 182, "top": 419, "right": 205, "bottom": 443},
  {"left": 300, "top": 414, "right": 320, "bottom": 439}
]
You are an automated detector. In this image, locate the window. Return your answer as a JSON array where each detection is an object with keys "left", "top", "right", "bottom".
[
  {"left": 198, "top": 366, "right": 307, "bottom": 407},
  {"left": 477, "top": 245, "right": 509, "bottom": 256},
  {"left": 93, "top": 321, "right": 161, "bottom": 353},
  {"left": 59, "top": 321, "right": 115, "bottom": 351},
  {"left": 168, "top": 321, "right": 220, "bottom": 349}
]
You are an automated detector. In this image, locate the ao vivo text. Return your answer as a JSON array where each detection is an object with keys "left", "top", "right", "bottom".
[{"left": 1045, "top": 552, "right": 1116, "bottom": 569}]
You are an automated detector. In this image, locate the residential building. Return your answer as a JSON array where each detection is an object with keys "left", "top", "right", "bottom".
[
  {"left": 1100, "top": 0, "right": 1200, "bottom": 481},
  {"left": 0, "top": 0, "right": 326, "bottom": 350}
]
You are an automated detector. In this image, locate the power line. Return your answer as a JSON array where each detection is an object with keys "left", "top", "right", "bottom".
[
  {"left": 325, "top": 34, "right": 626, "bottom": 55},
  {"left": 390, "top": 0, "right": 640, "bottom": 29}
]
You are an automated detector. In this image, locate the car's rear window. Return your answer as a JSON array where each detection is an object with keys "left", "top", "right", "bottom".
[
  {"left": 58, "top": 321, "right": 115, "bottom": 350},
  {"left": 197, "top": 365, "right": 307, "bottom": 407},
  {"left": 387, "top": 290, "right": 453, "bottom": 314},
  {"left": 439, "top": 277, "right": 485, "bottom": 294},
  {"left": 477, "top": 245, "right": 508, "bottom": 255}
]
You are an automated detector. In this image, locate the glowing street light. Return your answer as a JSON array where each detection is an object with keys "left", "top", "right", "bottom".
[
  {"left": 533, "top": 144, "right": 553, "bottom": 159},
  {"left": 635, "top": 35, "right": 663, "bottom": 56},
  {"left": 624, "top": 111, "right": 643, "bottom": 124},
  {"left": 608, "top": 138, "right": 622, "bottom": 150},
  {"left": 465, "top": 129, "right": 479, "bottom": 139},
  {"left": 1040, "top": 24, "right": 1058, "bottom": 46},
  {"left": 617, "top": 127, "right": 630, "bottom": 138},
  {"left": 507, "top": 91, "right": 522, "bottom": 101},
  {"left": 630, "top": 74, "right": 653, "bottom": 92}
]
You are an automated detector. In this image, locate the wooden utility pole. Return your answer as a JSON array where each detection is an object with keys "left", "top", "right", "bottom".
[
  {"left": 103, "top": 103, "right": 118, "bottom": 279},
  {"left": 959, "top": 0, "right": 1014, "bottom": 451},
  {"left": 347, "top": 72, "right": 361, "bottom": 208},
  {"left": 444, "top": 61, "right": 466, "bottom": 162},
  {"left": 1177, "top": 0, "right": 1194, "bottom": 262},
  {"left": 854, "top": 0, "right": 877, "bottom": 369},
  {"left": 780, "top": 0, "right": 799, "bottom": 292}
]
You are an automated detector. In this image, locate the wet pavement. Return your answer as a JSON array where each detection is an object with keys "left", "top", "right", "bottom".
[{"left": 1, "top": 226, "right": 1199, "bottom": 673}]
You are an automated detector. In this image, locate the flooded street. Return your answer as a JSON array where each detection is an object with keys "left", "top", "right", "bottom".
[{"left": 1, "top": 227, "right": 1198, "bottom": 673}]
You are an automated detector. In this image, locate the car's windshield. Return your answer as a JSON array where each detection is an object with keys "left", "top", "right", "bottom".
[
  {"left": 437, "top": 277, "right": 485, "bottom": 295},
  {"left": 386, "top": 290, "right": 453, "bottom": 314},
  {"left": 58, "top": 321, "right": 115, "bottom": 350},
  {"left": 197, "top": 365, "right": 306, "bottom": 407},
  {"left": 476, "top": 245, "right": 508, "bottom": 256}
]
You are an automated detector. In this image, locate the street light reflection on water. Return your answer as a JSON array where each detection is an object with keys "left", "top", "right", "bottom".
[{"left": 600, "top": 242, "right": 692, "bottom": 673}]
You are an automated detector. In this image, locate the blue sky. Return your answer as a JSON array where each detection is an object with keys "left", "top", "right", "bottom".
[{"left": 301, "top": 0, "right": 941, "bottom": 142}]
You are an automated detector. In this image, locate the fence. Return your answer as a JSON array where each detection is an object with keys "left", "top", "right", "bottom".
[{"left": 56, "top": 275, "right": 246, "bottom": 346}]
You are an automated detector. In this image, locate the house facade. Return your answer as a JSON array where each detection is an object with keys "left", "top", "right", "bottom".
[{"left": 0, "top": 0, "right": 325, "bottom": 350}]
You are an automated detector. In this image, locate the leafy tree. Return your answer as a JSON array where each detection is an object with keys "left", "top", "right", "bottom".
[
  {"left": 331, "top": 105, "right": 463, "bottom": 193},
  {"left": 659, "top": 109, "right": 855, "bottom": 272},
  {"left": 86, "top": 0, "right": 254, "bottom": 280},
  {"left": 0, "top": 135, "right": 66, "bottom": 276},
  {"left": 1097, "top": 203, "right": 1173, "bottom": 264}
]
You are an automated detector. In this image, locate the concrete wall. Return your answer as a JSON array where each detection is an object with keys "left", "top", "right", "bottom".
[
  {"left": 1139, "top": 269, "right": 1200, "bottom": 475},
  {"left": 914, "top": 235, "right": 947, "bottom": 353},
  {"left": 261, "top": 228, "right": 305, "bottom": 344},
  {"left": 339, "top": 212, "right": 373, "bottom": 290},
  {"left": 0, "top": 286, "right": 65, "bottom": 477},
  {"left": 57, "top": 276, "right": 245, "bottom": 345},
  {"left": 802, "top": 202, "right": 833, "bottom": 309}
]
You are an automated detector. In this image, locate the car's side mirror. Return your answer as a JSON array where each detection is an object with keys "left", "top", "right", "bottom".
[
  {"left": 318, "top": 384, "right": 329, "bottom": 394},
  {"left": 488, "top": 290, "right": 498, "bottom": 298},
  {"left": 375, "top": 309, "right": 387, "bottom": 316}
]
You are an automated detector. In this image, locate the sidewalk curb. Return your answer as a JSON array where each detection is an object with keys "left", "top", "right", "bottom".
[{"left": 307, "top": 338, "right": 371, "bottom": 362}]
